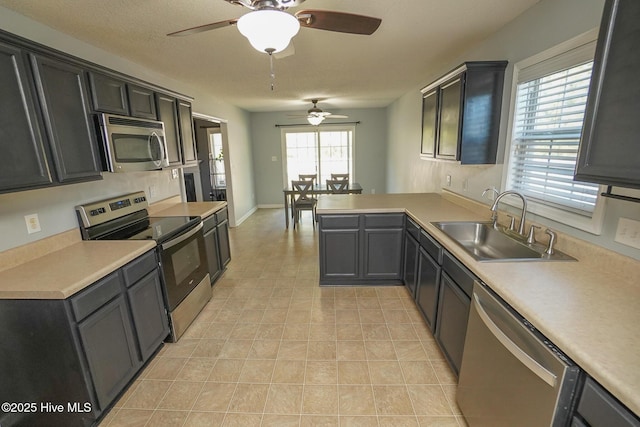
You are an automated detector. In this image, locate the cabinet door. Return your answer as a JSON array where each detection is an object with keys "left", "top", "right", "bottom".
[
  {"left": 204, "top": 226, "right": 222, "bottom": 283},
  {"left": 575, "top": 0, "right": 640, "bottom": 188},
  {"left": 363, "top": 228, "right": 404, "bottom": 280},
  {"left": 128, "top": 84, "right": 157, "bottom": 120},
  {"left": 0, "top": 42, "right": 52, "bottom": 191},
  {"left": 88, "top": 72, "right": 129, "bottom": 115},
  {"left": 435, "top": 272, "right": 470, "bottom": 376},
  {"left": 403, "top": 231, "right": 419, "bottom": 298},
  {"left": 420, "top": 89, "right": 438, "bottom": 156},
  {"left": 127, "top": 270, "right": 169, "bottom": 362},
  {"left": 156, "top": 93, "right": 182, "bottom": 166},
  {"left": 217, "top": 219, "right": 231, "bottom": 269},
  {"left": 77, "top": 294, "right": 139, "bottom": 410},
  {"left": 416, "top": 247, "right": 441, "bottom": 331},
  {"left": 178, "top": 100, "right": 197, "bottom": 164},
  {"left": 31, "top": 55, "right": 102, "bottom": 182},
  {"left": 320, "top": 229, "right": 360, "bottom": 280},
  {"left": 436, "top": 77, "right": 463, "bottom": 160}
]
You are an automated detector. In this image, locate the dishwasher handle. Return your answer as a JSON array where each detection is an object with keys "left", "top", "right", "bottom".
[{"left": 473, "top": 292, "right": 557, "bottom": 387}]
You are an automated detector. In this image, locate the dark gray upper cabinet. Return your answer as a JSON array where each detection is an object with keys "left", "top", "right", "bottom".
[
  {"left": 420, "top": 61, "right": 507, "bottom": 164},
  {"left": 156, "top": 93, "right": 183, "bottom": 166},
  {"left": 88, "top": 71, "right": 129, "bottom": 115},
  {"left": 30, "top": 54, "right": 102, "bottom": 182},
  {"left": 127, "top": 84, "right": 157, "bottom": 120},
  {"left": 0, "top": 42, "right": 52, "bottom": 191},
  {"left": 575, "top": 0, "right": 640, "bottom": 189},
  {"left": 178, "top": 100, "right": 198, "bottom": 164}
]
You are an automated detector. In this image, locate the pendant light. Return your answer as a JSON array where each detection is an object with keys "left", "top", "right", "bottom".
[{"left": 307, "top": 116, "right": 325, "bottom": 126}]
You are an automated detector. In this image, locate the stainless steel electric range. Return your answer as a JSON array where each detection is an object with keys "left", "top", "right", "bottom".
[{"left": 76, "top": 191, "right": 211, "bottom": 341}]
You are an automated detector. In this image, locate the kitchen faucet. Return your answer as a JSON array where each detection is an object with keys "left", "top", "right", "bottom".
[{"left": 489, "top": 190, "right": 528, "bottom": 235}]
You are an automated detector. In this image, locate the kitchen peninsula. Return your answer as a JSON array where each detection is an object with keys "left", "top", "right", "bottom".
[{"left": 316, "top": 191, "right": 640, "bottom": 419}]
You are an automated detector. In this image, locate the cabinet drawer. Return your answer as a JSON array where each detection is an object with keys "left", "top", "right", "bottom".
[
  {"left": 577, "top": 378, "right": 640, "bottom": 427},
  {"left": 364, "top": 213, "right": 404, "bottom": 228},
  {"left": 122, "top": 250, "right": 157, "bottom": 287},
  {"left": 70, "top": 271, "right": 122, "bottom": 321},
  {"left": 406, "top": 216, "right": 420, "bottom": 240},
  {"left": 320, "top": 215, "right": 360, "bottom": 229},
  {"left": 203, "top": 214, "right": 216, "bottom": 233},
  {"left": 215, "top": 207, "right": 228, "bottom": 223},
  {"left": 420, "top": 229, "right": 442, "bottom": 263},
  {"left": 442, "top": 251, "right": 475, "bottom": 298}
]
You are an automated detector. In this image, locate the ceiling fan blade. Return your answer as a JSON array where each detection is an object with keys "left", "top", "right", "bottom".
[
  {"left": 167, "top": 19, "right": 238, "bottom": 37},
  {"left": 295, "top": 10, "right": 381, "bottom": 35},
  {"left": 326, "top": 114, "right": 349, "bottom": 119}
]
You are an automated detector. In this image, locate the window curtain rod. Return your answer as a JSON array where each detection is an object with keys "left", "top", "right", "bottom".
[{"left": 275, "top": 121, "right": 360, "bottom": 128}]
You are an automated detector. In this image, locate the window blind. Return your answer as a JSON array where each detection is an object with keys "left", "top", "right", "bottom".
[{"left": 510, "top": 48, "right": 599, "bottom": 216}]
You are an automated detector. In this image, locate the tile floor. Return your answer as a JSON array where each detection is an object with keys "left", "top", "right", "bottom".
[{"left": 101, "top": 208, "right": 468, "bottom": 427}]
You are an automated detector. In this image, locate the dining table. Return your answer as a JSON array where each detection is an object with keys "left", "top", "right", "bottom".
[{"left": 283, "top": 182, "right": 363, "bottom": 228}]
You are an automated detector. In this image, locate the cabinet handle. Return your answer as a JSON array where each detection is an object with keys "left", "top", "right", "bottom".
[{"left": 472, "top": 292, "right": 557, "bottom": 387}]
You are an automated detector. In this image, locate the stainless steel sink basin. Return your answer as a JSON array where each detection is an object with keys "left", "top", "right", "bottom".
[{"left": 431, "top": 221, "right": 575, "bottom": 262}]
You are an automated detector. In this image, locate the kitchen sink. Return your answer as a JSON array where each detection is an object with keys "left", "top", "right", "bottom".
[{"left": 431, "top": 221, "right": 576, "bottom": 262}]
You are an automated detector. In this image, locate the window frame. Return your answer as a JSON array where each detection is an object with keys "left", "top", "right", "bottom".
[
  {"left": 501, "top": 29, "right": 606, "bottom": 235},
  {"left": 280, "top": 124, "right": 356, "bottom": 188}
]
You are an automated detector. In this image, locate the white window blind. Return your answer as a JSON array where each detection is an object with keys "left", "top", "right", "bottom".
[{"left": 509, "top": 42, "right": 599, "bottom": 216}]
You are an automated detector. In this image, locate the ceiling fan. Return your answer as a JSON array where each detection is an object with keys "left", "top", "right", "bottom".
[
  {"left": 168, "top": 0, "right": 382, "bottom": 55},
  {"left": 289, "top": 99, "right": 349, "bottom": 125}
]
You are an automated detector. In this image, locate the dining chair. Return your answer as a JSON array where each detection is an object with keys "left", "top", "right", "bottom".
[
  {"left": 291, "top": 180, "right": 317, "bottom": 229},
  {"left": 330, "top": 173, "right": 349, "bottom": 181},
  {"left": 298, "top": 174, "right": 317, "bottom": 186},
  {"left": 326, "top": 179, "right": 349, "bottom": 194}
]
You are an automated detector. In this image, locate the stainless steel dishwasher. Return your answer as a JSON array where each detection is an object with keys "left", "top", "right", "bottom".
[{"left": 457, "top": 281, "right": 580, "bottom": 427}]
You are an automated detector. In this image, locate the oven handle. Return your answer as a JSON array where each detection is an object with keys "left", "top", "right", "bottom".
[
  {"left": 473, "top": 291, "right": 557, "bottom": 387},
  {"left": 161, "top": 222, "right": 203, "bottom": 250}
]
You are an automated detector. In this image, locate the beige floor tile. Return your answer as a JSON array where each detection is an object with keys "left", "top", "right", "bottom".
[
  {"left": 361, "top": 324, "right": 392, "bottom": 341},
  {"left": 369, "top": 361, "right": 405, "bottom": 384},
  {"left": 430, "top": 360, "right": 457, "bottom": 385},
  {"left": 106, "top": 408, "right": 154, "bottom": 427},
  {"left": 272, "top": 359, "right": 306, "bottom": 383},
  {"left": 307, "top": 341, "right": 337, "bottom": 360},
  {"left": 157, "top": 381, "right": 204, "bottom": 410},
  {"left": 387, "top": 324, "right": 420, "bottom": 341},
  {"left": 264, "top": 383, "right": 304, "bottom": 414},
  {"left": 261, "top": 414, "right": 301, "bottom": 426},
  {"left": 305, "top": 360, "right": 338, "bottom": 384},
  {"left": 339, "top": 415, "right": 380, "bottom": 427},
  {"left": 399, "top": 361, "right": 439, "bottom": 385},
  {"left": 277, "top": 340, "right": 308, "bottom": 360},
  {"left": 146, "top": 410, "right": 189, "bottom": 427},
  {"left": 221, "top": 413, "right": 263, "bottom": 426},
  {"left": 300, "top": 415, "right": 340, "bottom": 426},
  {"left": 407, "top": 385, "right": 452, "bottom": 416},
  {"left": 339, "top": 385, "right": 377, "bottom": 415},
  {"left": 338, "top": 361, "right": 371, "bottom": 384},
  {"left": 229, "top": 322, "right": 259, "bottom": 340},
  {"left": 372, "top": 386, "right": 415, "bottom": 416},
  {"left": 262, "top": 308, "right": 289, "bottom": 323},
  {"left": 365, "top": 340, "right": 398, "bottom": 360},
  {"left": 192, "top": 382, "right": 237, "bottom": 411},
  {"left": 176, "top": 358, "right": 216, "bottom": 382},
  {"left": 219, "top": 339, "right": 253, "bottom": 359},
  {"left": 144, "top": 357, "right": 187, "bottom": 380},
  {"left": 310, "top": 322, "right": 337, "bottom": 340},
  {"left": 238, "top": 359, "right": 275, "bottom": 383},
  {"left": 416, "top": 416, "right": 460, "bottom": 426},
  {"left": 191, "top": 339, "right": 225, "bottom": 358},
  {"left": 158, "top": 339, "right": 199, "bottom": 358},
  {"left": 282, "top": 323, "right": 311, "bottom": 340},
  {"left": 248, "top": 339, "right": 281, "bottom": 359},
  {"left": 302, "top": 385, "right": 339, "bottom": 415},
  {"left": 336, "top": 323, "right": 363, "bottom": 340},
  {"left": 440, "top": 385, "right": 462, "bottom": 415},
  {"left": 121, "top": 380, "right": 172, "bottom": 409},
  {"left": 182, "top": 411, "right": 226, "bottom": 427},
  {"left": 359, "top": 309, "right": 386, "bottom": 323},
  {"left": 208, "top": 358, "right": 244, "bottom": 382},
  {"left": 227, "top": 383, "right": 269, "bottom": 412},
  {"left": 201, "top": 322, "right": 235, "bottom": 339},
  {"left": 394, "top": 341, "right": 428, "bottom": 361},
  {"left": 379, "top": 416, "right": 420, "bottom": 426},
  {"left": 337, "top": 340, "right": 367, "bottom": 361}
]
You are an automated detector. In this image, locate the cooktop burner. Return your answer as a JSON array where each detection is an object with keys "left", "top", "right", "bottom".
[{"left": 100, "top": 216, "right": 201, "bottom": 243}]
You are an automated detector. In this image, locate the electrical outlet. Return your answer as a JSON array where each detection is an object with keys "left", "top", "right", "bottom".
[
  {"left": 614, "top": 217, "right": 640, "bottom": 249},
  {"left": 271, "top": 156, "right": 277, "bottom": 162},
  {"left": 172, "top": 169, "right": 179, "bottom": 180},
  {"left": 25, "top": 213, "right": 41, "bottom": 234},
  {"left": 371, "top": 188, "right": 376, "bottom": 194},
  {"left": 149, "top": 185, "right": 158, "bottom": 198},
  {"left": 446, "top": 175, "right": 452, "bottom": 187},
  {"left": 462, "top": 179, "right": 468, "bottom": 191}
]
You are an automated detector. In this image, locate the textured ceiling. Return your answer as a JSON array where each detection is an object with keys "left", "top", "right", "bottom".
[{"left": 0, "top": 0, "right": 539, "bottom": 112}]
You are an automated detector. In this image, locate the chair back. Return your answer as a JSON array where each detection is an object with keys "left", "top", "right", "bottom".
[
  {"left": 330, "top": 173, "right": 349, "bottom": 181},
  {"left": 326, "top": 179, "right": 349, "bottom": 194},
  {"left": 298, "top": 174, "right": 317, "bottom": 185},
  {"left": 291, "top": 180, "right": 314, "bottom": 202}
]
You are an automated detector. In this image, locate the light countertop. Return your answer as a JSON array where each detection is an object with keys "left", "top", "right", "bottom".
[
  {"left": 0, "top": 240, "right": 156, "bottom": 299},
  {"left": 151, "top": 201, "right": 227, "bottom": 219},
  {"left": 317, "top": 192, "right": 640, "bottom": 416}
]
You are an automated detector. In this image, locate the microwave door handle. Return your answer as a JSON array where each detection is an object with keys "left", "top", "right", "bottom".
[{"left": 149, "top": 132, "right": 165, "bottom": 165}]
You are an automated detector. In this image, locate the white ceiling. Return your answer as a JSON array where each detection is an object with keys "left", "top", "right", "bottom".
[{"left": 0, "top": 0, "right": 539, "bottom": 112}]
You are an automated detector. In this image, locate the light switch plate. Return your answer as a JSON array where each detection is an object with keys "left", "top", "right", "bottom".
[{"left": 614, "top": 217, "right": 640, "bottom": 250}]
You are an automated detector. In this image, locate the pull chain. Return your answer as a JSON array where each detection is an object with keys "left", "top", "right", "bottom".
[{"left": 266, "top": 48, "right": 276, "bottom": 91}]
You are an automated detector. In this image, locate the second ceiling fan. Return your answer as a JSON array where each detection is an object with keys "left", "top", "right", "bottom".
[
  {"left": 288, "top": 100, "right": 349, "bottom": 125},
  {"left": 168, "top": 0, "right": 382, "bottom": 55}
]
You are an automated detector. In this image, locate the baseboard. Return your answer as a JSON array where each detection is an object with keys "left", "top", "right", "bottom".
[
  {"left": 235, "top": 206, "right": 258, "bottom": 226},
  {"left": 257, "top": 204, "right": 284, "bottom": 209}
]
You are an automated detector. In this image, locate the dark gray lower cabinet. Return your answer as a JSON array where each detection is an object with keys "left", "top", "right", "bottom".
[
  {"left": 203, "top": 214, "right": 223, "bottom": 283},
  {"left": 435, "top": 251, "right": 475, "bottom": 376},
  {"left": 0, "top": 250, "right": 167, "bottom": 426},
  {"left": 216, "top": 207, "right": 232, "bottom": 269},
  {"left": 416, "top": 246, "right": 441, "bottom": 331},
  {"left": 319, "top": 213, "right": 404, "bottom": 286},
  {"left": 573, "top": 377, "right": 640, "bottom": 427},
  {"left": 402, "top": 231, "right": 419, "bottom": 298}
]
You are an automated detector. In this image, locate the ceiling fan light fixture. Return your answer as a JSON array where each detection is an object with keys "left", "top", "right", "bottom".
[
  {"left": 307, "top": 115, "right": 324, "bottom": 126},
  {"left": 237, "top": 9, "right": 300, "bottom": 53}
]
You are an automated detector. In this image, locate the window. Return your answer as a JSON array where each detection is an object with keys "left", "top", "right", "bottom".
[
  {"left": 505, "top": 35, "right": 605, "bottom": 233},
  {"left": 282, "top": 126, "right": 354, "bottom": 185}
]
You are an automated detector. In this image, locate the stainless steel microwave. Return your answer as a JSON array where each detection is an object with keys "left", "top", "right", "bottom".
[{"left": 98, "top": 113, "right": 169, "bottom": 172}]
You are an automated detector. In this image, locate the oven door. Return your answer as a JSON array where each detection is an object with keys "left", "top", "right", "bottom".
[{"left": 159, "top": 222, "right": 208, "bottom": 311}]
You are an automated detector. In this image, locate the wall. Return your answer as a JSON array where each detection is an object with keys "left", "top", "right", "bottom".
[
  {"left": 250, "top": 108, "right": 387, "bottom": 206},
  {"left": 0, "top": 6, "right": 256, "bottom": 250},
  {"left": 387, "top": 0, "right": 640, "bottom": 260}
]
